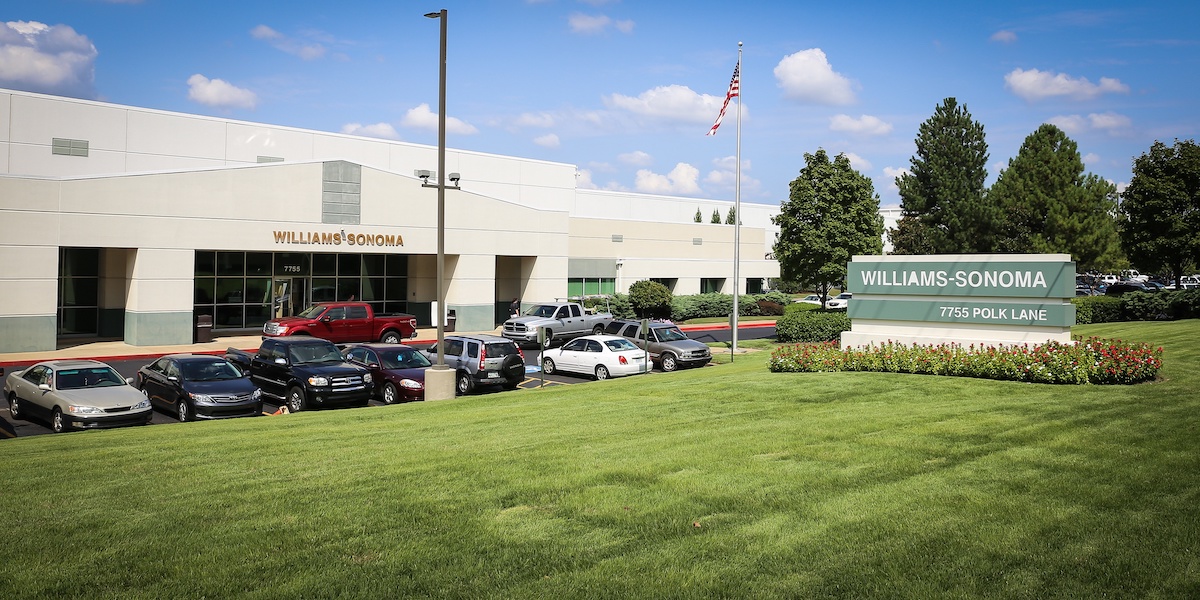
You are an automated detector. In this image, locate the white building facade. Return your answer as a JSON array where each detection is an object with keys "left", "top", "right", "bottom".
[{"left": 0, "top": 89, "right": 781, "bottom": 352}]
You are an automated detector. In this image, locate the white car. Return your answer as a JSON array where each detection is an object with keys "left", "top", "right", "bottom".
[
  {"left": 3, "top": 359, "right": 152, "bottom": 433},
  {"left": 825, "top": 292, "right": 853, "bottom": 310},
  {"left": 540, "top": 335, "right": 648, "bottom": 380},
  {"left": 795, "top": 294, "right": 823, "bottom": 306}
]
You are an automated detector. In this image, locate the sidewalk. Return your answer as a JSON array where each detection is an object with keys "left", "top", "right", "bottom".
[{"left": 0, "top": 321, "right": 773, "bottom": 367}]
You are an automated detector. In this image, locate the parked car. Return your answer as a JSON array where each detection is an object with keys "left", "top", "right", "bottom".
[
  {"left": 262, "top": 301, "right": 417, "bottom": 344},
  {"left": 794, "top": 294, "right": 824, "bottom": 306},
  {"left": 343, "top": 343, "right": 431, "bottom": 404},
  {"left": 1076, "top": 286, "right": 1097, "bottom": 296},
  {"left": 226, "top": 337, "right": 374, "bottom": 412},
  {"left": 604, "top": 319, "right": 711, "bottom": 372},
  {"left": 3, "top": 359, "right": 152, "bottom": 433},
  {"left": 502, "top": 300, "right": 614, "bottom": 349},
  {"left": 136, "top": 354, "right": 263, "bottom": 421},
  {"left": 420, "top": 334, "right": 526, "bottom": 395},
  {"left": 540, "top": 335, "right": 648, "bottom": 380},
  {"left": 1105, "top": 281, "right": 1155, "bottom": 296},
  {"left": 825, "top": 292, "right": 853, "bottom": 310}
]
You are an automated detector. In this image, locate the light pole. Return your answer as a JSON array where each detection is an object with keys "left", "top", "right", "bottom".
[{"left": 423, "top": 8, "right": 455, "bottom": 401}]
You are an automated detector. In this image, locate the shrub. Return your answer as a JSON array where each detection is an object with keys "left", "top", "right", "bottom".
[
  {"left": 768, "top": 336, "right": 1163, "bottom": 385},
  {"left": 775, "top": 310, "right": 851, "bottom": 343},
  {"left": 756, "top": 300, "right": 785, "bottom": 316},
  {"left": 784, "top": 302, "right": 821, "bottom": 315},
  {"left": 1072, "top": 295, "right": 1123, "bottom": 324},
  {"left": 1120, "top": 291, "right": 1169, "bottom": 321},
  {"left": 629, "top": 280, "right": 672, "bottom": 319},
  {"left": 1167, "top": 289, "right": 1200, "bottom": 320},
  {"left": 585, "top": 294, "right": 635, "bottom": 320},
  {"left": 756, "top": 291, "right": 793, "bottom": 306}
]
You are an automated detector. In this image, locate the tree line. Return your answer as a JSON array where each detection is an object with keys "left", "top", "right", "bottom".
[{"left": 772, "top": 96, "right": 1200, "bottom": 296}]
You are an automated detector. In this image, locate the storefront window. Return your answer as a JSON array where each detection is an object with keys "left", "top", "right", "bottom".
[
  {"left": 312, "top": 254, "right": 337, "bottom": 276},
  {"left": 362, "top": 254, "right": 385, "bottom": 276},
  {"left": 195, "top": 251, "right": 215, "bottom": 277},
  {"left": 246, "top": 252, "right": 272, "bottom": 276},
  {"left": 216, "top": 252, "right": 244, "bottom": 276},
  {"left": 215, "top": 278, "right": 244, "bottom": 304},
  {"left": 338, "top": 253, "right": 361, "bottom": 276},
  {"left": 59, "top": 248, "right": 100, "bottom": 336}
]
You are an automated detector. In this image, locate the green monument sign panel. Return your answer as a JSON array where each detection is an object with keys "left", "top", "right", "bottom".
[{"left": 847, "top": 259, "right": 1075, "bottom": 298}]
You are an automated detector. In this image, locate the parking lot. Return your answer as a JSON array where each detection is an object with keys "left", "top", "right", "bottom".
[{"left": 1, "top": 323, "right": 774, "bottom": 439}]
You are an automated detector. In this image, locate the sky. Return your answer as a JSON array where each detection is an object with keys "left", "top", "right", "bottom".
[{"left": 2, "top": 1, "right": 1198, "bottom": 208}]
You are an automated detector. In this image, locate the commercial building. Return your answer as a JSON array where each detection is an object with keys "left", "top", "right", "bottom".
[{"left": 0, "top": 89, "right": 780, "bottom": 352}]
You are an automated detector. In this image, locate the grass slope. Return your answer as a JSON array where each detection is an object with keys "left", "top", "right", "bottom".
[{"left": 2, "top": 321, "right": 1198, "bottom": 598}]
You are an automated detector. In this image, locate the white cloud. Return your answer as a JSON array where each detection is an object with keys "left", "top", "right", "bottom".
[
  {"left": 1004, "top": 68, "right": 1129, "bottom": 101},
  {"left": 711, "top": 156, "right": 750, "bottom": 172},
  {"left": 400, "top": 103, "right": 479, "bottom": 135},
  {"left": 576, "top": 168, "right": 598, "bottom": 189},
  {"left": 634, "top": 163, "right": 701, "bottom": 194},
  {"left": 703, "top": 156, "right": 760, "bottom": 196},
  {"left": 533, "top": 133, "right": 560, "bottom": 148},
  {"left": 0, "top": 20, "right": 97, "bottom": 98},
  {"left": 843, "top": 152, "right": 872, "bottom": 171},
  {"left": 187, "top": 74, "right": 257, "bottom": 110},
  {"left": 883, "top": 166, "right": 909, "bottom": 192},
  {"left": 1048, "top": 112, "right": 1132, "bottom": 135},
  {"left": 774, "top": 48, "right": 856, "bottom": 105},
  {"left": 340, "top": 122, "right": 400, "bottom": 140},
  {"left": 1113, "top": 180, "right": 1128, "bottom": 194},
  {"left": 990, "top": 30, "right": 1018, "bottom": 43},
  {"left": 514, "top": 112, "right": 555, "bottom": 128},
  {"left": 1083, "top": 152, "right": 1100, "bottom": 165},
  {"left": 829, "top": 114, "right": 893, "bottom": 136},
  {"left": 605, "top": 84, "right": 743, "bottom": 126},
  {"left": 568, "top": 13, "right": 634, "bottom": 35},
  {"left": 618, "top": 150, "right": 653, "bottom": 166},
  {"left": 251, "top": 24, "right": 326, "bottom": 60}
]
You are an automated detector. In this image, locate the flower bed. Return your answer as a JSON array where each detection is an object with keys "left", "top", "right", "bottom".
[{"left": 768, "top": 336, "right": 1163, "bottom": 385}]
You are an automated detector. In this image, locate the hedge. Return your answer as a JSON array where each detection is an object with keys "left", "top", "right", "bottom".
[{"left": 775, "top": 310, "right": 851, "bottom": 343}]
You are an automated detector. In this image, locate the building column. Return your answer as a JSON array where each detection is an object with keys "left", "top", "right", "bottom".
[
  {"left": 445, "top": 253, "right": 496, "bottom": 332},
  {"left": 0, "top": 245, "right": 58, "bottom": 352},
  {"left": 124, "top": 248, "right": 195, "bottom": 346}
]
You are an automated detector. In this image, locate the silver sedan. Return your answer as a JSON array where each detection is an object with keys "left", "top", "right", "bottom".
[{"left": 3, "top": 359, "right": 152, "bottom": 433}]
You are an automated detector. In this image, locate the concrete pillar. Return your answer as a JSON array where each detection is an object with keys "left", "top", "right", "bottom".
[
  {"left": 124, "top": 248, "right": 195, "bottom": 346},
  {"left": 0, "top": 245, "right": 58, "bottom": 352}
]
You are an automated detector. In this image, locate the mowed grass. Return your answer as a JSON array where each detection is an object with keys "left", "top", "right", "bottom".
[{"left": 2, "top": 321, "right": 1199, "bottom": 599}]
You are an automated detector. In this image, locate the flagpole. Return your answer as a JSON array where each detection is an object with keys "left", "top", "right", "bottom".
[{"left": 731, "top": 41, "right": 742, "bottom": 360}]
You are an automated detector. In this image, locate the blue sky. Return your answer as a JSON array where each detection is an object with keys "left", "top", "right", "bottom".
[{"left": 2, "top": 1, "right": 1197, "bottom": 208}]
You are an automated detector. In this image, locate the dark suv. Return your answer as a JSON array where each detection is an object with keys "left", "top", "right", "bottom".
[
  {"left": 1105, "top": 281, "right": 1155, "bottom": 296},
  {"left": 420, "top": 334, "right": 526, "bottom": 395}
]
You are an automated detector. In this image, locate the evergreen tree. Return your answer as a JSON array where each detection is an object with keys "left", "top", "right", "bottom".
[
  {"left": 1120, "top": 139, "right": 1200, "bottom": 286},
  {"left": 711, "top": 210, "right": 721, "bottom": 224},
  {"left": 990, "top": 124, "right": 1123, "bottom": 271},
  {"left": 694, "top": 207, "right": 702, "bottom": 223},
  {"left": 725, "top": 207, "right": 736, "bottom": 225},
  {"left": 772, "top": 149, "right": 884, "bottom": 305},
  {"left": 891, "top": 97, "right": 995, "bottom": 254}
]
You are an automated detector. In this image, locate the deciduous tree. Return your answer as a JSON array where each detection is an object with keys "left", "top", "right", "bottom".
[
  {"left": 891, "top": 97, "right": 996, "bottom": 254},
  {"left": 772, "top": 149, "right": 883, "bottom": 305},
  {"left": 1119, "top": 139, "right": 1200, "bottom": 286},
  {"left": 990, "top": 124, "right": 1123, "bottom": 271}
]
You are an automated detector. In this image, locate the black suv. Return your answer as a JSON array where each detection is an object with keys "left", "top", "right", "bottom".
[
  {"left": 1105, "top": 281, "right": 1155, "bottom": 296},
  {"left": 420, "top": 334, "right": 526, "bottom": 395}
]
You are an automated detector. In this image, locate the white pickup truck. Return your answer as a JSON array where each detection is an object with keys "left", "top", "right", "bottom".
[{"left": 501, "top": 300, "right": 614, "bottom": 348}]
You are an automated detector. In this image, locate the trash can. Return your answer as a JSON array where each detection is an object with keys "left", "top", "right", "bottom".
[
  {"left": 445, "top": 309, "right": 457, "bottom": 333},
  {"left": 195, "top": 314, "right": 214, "bottom": 343}
]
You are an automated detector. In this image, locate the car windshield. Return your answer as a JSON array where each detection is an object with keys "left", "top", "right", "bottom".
[
  {"left": 288, "top": 343, "right": 344, "bottom": 364},
  {"left": 654, "top": 326, "right": 689, "bottom": 342},
  {"left": 604, "top": 339, "right": 639, "bottom": 352},
  {"left": 182, "top": 360, "right": 243, "bottom": 381},
  {"left": 296, "top": 305, "right": 327, "bottom": 319},
  {"left": 380, "top": 349, "right": 432, "bottom": 370},
  {"left": 56, "top": 367, "right": 126, "bottom": 390},
  {"left": 523, "top": 305, "right": 558, "bottom": 318}
]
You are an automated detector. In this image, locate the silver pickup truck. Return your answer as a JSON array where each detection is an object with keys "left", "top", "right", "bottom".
[{"left": 502, "top": 301, "right": 614, "bottom": 348}]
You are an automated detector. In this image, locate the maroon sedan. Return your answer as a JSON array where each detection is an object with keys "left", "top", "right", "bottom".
[{"left": 342, "top": 343, "right": 430, "bottom": 403}]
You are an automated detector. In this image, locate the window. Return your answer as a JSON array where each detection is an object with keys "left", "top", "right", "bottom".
[
  {"left": 466, "top": 341, "right": 479, "bottom": 359},
  {"left": 701, "top": 278, "right": 724, "bottom": 294},
  {"left": 622, "top": 324, "right": 640, "bottom": 338},
  {"left": 562, "top": 339, "right": 586, "bottom": 352},
  {"left": 59, "top": 247, "right": 99, "bottom": 336},
  {"left": 585, "top": 340, "right": 603, "bottom": 353},
  {"left": 570, "top": 305, "right": 582, "bottom": 318},
  {"left": 346, "top": 305, "right": 368, "bottom": 319}
]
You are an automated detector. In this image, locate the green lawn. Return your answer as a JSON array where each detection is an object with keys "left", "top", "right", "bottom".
[{"left": 2, "top": 320, "right": 1198, "bottom": 598}]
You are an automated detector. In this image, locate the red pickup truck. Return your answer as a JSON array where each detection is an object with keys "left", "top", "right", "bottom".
[{"left": 262, "top": 302, "right": 418, "bottom": 344}]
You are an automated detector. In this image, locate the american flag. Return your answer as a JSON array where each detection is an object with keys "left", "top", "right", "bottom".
[{"left": 706, "top": 63, "right": 740, "bottom": 136}]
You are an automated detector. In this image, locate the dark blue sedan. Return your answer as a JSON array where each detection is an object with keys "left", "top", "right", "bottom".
[{"left": 136, "top": 354, "right": 263, "bottom": 422}]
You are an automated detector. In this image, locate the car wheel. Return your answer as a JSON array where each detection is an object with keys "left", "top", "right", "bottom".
[
  {"left": 286, "top": 386, "right": 307, "bottom": 413},
  {"left": 382, "top": 382, "right": 399, "bottom": 405},
  {"left": 660, "top": 352, "right": 679, "bottom": 372},
  {"left": 177, "top": 399, "right": 191, "bottom": 422},
  {"left": 595, "top": 365, "right": 610, "bottom": 380},
  {"left": 380, "top": 331, "right": 401, "bottom": 344},
  {"left": 542, "top": 358, "right": 556, "bottom": 375},
  {"left": 456, "top": 371, "right": 474, "bottom": 396},
  {"left": 8, "top": 394, "right": 23, "bottom": 420},
  {"left": 51, "top": 408, "right": 66, "bottom": 433},
  {"left": 542, "top": 330, "right": 553, "bottom": 349},
  {"left": 592, "top": 324, "right": 605, "bottom": 335}
]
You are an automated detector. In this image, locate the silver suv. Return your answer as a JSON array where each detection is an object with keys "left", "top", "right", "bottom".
[
  {"left": 420, "top": 334, "right": 526, "bottom": 395},
  {"left": 604, "top": 320, "right": 712, "bottom": 372}
]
